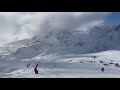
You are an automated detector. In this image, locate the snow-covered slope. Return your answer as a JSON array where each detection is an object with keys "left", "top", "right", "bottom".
[
  {"left": 1, "top": 24, "right": 120, "bottom": 78},
  {"left": 0, "top": 39, "right": 30, "bottom": 55},
  {"left": 1, "top": 50, "right": 120, "bottom": 78},
  {"left": 87, "top": 24, "right": 120, "bottom": 53},
  {"left": 0, "top": 30, "right": 89, "bottom": 61},
  {"left": 1, "top": 24, "right": 120, "bottom": 61}
]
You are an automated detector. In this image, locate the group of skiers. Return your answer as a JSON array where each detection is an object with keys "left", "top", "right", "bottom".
[
  {"left": 27, "top": 63, "right": 31, "bottom": 67},
  {"left": 26, "top": 63, "right": 105, "bottom": 74}
]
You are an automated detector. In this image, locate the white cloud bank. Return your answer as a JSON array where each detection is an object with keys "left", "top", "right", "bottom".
[{"left": 0, "top": 12, "right": 111, "bottom": 46}]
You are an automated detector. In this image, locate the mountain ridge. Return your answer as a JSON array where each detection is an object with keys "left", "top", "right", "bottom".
[{"left": 1, "top": 25, "right": 120, "bottom": 61}]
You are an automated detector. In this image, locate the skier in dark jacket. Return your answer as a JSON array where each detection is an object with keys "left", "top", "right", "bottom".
[
  {"left": 101, "top": 67, "right": 104, "bottom": 72},
  {"left": 34, "top": 64, "right": 39, "bottom": 74},
  {"left": 27, "top": 63, "right": 31, "bottom": 67}
]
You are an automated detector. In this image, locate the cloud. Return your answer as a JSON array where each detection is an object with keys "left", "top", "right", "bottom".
[{"left": 0, "top": 12, "right": 111, "bottom": 46}]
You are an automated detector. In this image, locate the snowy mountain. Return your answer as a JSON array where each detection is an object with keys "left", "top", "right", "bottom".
[
  {"left": 1, "top": 24, "right": 120, "bottom": 78},
  {"left": 0, "top": 39, "right": 30, "bottom": 55},
  {"left": 1, "top": 24, "right": 120, "bottom": 61},
  {"left": 0, "top": 30, "right": 88, "bottom": 61},
  {"left": 88, "top": 24, "right": 120, "bottom": 52}
]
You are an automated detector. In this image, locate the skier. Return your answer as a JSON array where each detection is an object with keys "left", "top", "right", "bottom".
[
  {"left": 101, "top": 67, "right": 104, "bottom": 72},
  {"left": 27, "top": 63, "right": 31, "bottom": 67},
  {"left": 34, "top": 64, "right": 39, "bottom": 74}
]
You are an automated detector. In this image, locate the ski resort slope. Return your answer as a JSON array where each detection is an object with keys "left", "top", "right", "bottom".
[{"left": 1, "top": 50, "right": 120, "bottom": 78}]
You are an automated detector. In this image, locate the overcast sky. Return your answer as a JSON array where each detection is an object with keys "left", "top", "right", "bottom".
[{"left": 0, "top": 12, "right": 112, "bottom": 46}]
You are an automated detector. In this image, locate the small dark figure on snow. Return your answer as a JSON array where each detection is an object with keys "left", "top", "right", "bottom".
[
  {"left": 101, "top": 67, "right": 104, "bottom": 72},
  {"left": 27, "top": 63, "right": 31, "bottom": 67},
  {"left": 34, "top": 64, "right": 39, "bottom": 74}
]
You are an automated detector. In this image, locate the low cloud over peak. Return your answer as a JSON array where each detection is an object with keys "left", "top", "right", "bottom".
[{"left": 0, "top": 12, "right": 111, "bottom": 46}]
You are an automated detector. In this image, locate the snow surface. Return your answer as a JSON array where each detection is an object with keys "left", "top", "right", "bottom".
[
  {"left": 1, "top": 25, "right": 120, "bottom": 78},
  {"left": 0, "top": 50, "right": 120, "bottom": 78}
]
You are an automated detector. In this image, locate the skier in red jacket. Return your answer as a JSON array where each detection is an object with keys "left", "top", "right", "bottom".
[{"left": 34, "top": 64, "right": 39, "bottom": 74}]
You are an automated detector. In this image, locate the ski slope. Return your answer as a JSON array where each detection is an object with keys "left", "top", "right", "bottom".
[{"left": 0, "top": 50, "right": 120, "bottom": 78}]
